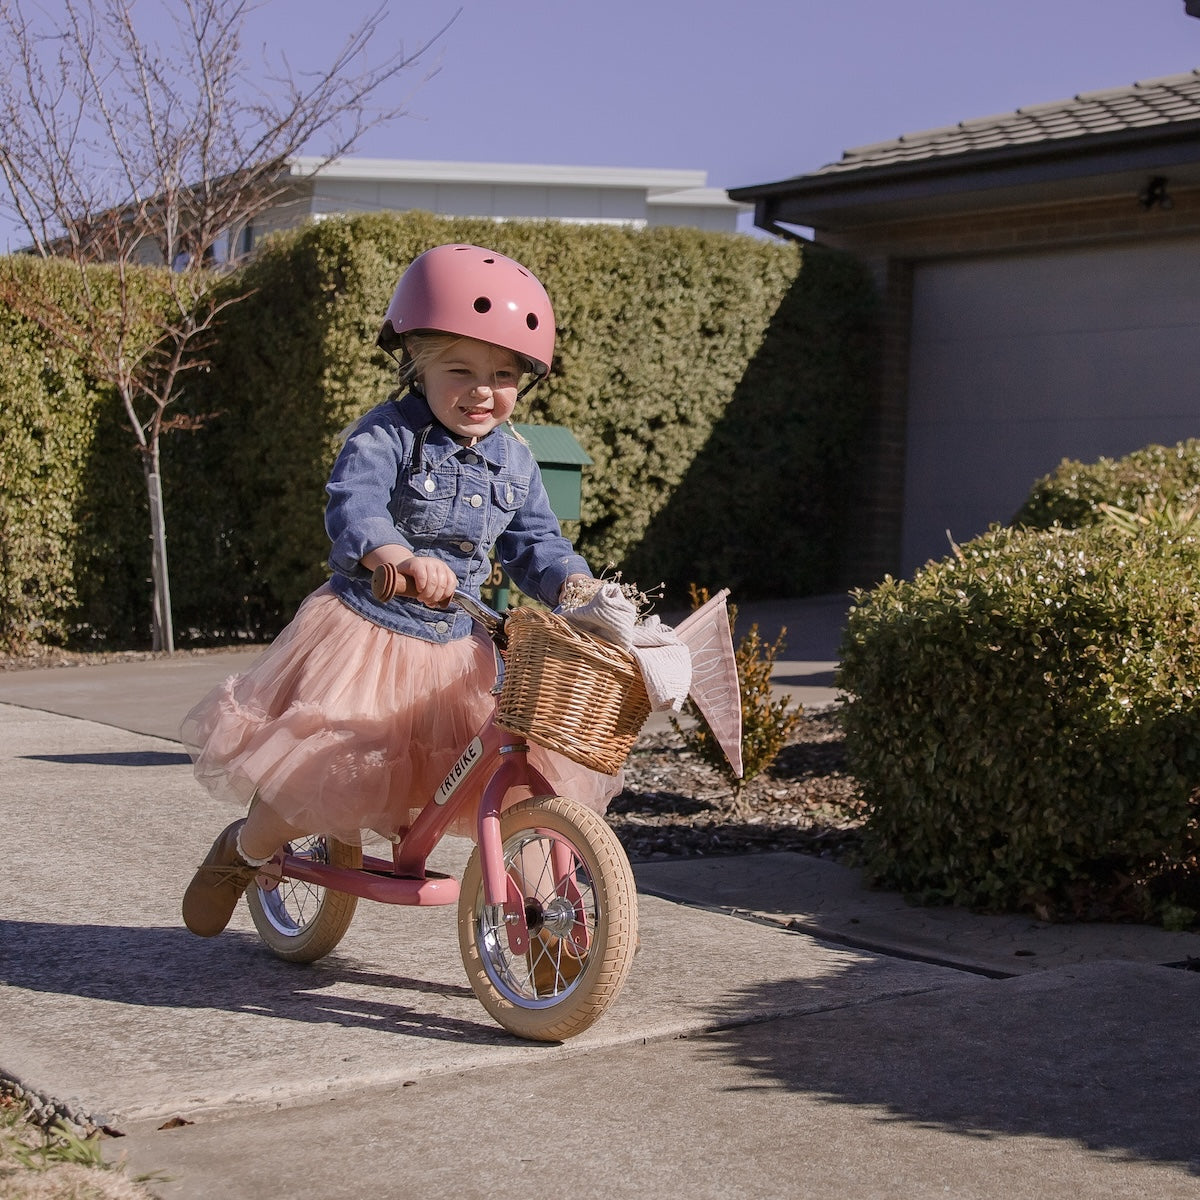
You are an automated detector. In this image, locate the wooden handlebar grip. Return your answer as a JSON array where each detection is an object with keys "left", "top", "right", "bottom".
[{"left": 371, "top": 563, "right": 411, "bottom": 602}]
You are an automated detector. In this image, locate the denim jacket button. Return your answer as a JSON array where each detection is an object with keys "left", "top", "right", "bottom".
[
  {"left": 469, "top": 494, "right": 483, "bottom": 508},
  {"left": 459, "top": 540, "right": 475, "bottom": 553},
  {"left": 435, "top": 620, "right": 450, "bottom": 634},
  {"left": 424, "top": 478, "right": 436, "bottom": 493}
]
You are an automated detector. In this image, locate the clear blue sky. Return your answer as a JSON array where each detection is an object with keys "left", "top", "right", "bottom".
[
  {"left": 281, "top": 0, "right": 1200, "bottom": 191},
  {"left": 5, "top": 0, "right": 1200, "bottom": 245}
]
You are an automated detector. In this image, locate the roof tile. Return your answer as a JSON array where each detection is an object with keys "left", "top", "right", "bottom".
[{"left": 816, "top": 70, "right": 1200, "bottom": 176}]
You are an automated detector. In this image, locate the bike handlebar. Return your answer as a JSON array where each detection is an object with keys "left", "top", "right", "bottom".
[
  {"left": 370, "top": 562, "right": 414, "bottom": 603},
  {"left": 370, "top": 564, "right": 506, "bottom": 641}
]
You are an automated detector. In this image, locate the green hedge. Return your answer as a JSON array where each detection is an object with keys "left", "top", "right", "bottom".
[
  {"left": 839, "top": 522, "right": 1200, "bottom": 924},
  {"left": 185, "top": 213, "right": 877, "bottom": 634},
  {"left": 1014, "top": 439, "right": 1200, "bottom": 530},
  {"left": 0, "top": 257, "right": 161, "bottom": 650},
  {"left": 2, "top": 213, "right": 879, "bottom": 647}
]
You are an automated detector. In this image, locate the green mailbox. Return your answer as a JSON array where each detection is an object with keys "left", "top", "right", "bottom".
[
  {"left": 509, "top": 422, "right": 593, "bottom": 521},
  {"left": 482, "top": 423, "right": 593, "bottom": 610}
]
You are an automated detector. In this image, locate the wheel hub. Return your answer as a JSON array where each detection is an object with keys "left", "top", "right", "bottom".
[{"left": 539, "top": 895, "right": 579, "bottom": 938}]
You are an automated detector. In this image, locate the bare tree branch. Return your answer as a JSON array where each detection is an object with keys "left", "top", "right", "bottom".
[{"left": 0, "top": 0, "right": 453, "bottom": 650}]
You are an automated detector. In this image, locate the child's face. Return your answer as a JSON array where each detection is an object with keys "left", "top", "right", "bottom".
[{"left": 421, "top": 338, "right": 523, "bottom": 444}]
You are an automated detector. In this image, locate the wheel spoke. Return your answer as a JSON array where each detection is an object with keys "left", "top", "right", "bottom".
[{"left": 246, "top": 830, "right": 360, "bottom": 963}]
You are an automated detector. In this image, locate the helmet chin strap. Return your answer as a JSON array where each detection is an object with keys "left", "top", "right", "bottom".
[{"left": 516, "top": 376, "right": 544, "bottom": 400}]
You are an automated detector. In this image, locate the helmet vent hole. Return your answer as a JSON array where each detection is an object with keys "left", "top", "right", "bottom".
[
  {"left": 526, "top": 313, "right": 539, "bottom": 330},
  {"left": 473, "top": 297, "right": 492, "bottom": 313},
  {"left": 482, "top": 257, "right": 495, "bottom": 264}
]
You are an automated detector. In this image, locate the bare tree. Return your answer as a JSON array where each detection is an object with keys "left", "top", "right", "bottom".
[{"left": 0, "top": 0, "right": 452, "bottom": 650}]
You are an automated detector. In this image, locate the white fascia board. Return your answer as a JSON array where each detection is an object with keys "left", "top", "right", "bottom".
[
  {"left": 647, "top": 187, "right": 750, "bottom": 210},
  {"left": 285, "top": 156, "right": 709, "bottom": 191}
]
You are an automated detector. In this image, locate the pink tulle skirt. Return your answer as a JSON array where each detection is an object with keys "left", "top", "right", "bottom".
[{"left": 181, "top": 584, "right": 621, "bottom": 843}]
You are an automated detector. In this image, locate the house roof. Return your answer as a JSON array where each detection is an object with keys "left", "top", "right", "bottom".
[
  {"left": 819, "top": 70, "right": 1200, "bottom": 177},
  {"left": 730, "top": 70, "right": 1200, "bottom": 234}
]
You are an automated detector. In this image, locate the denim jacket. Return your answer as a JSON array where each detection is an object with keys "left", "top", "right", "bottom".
[{"left": 325, "top": 391, "right": 591, "bottom": 643}]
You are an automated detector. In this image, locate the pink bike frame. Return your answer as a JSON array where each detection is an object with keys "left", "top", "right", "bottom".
[{"left": 262, "top": 711, "right": 564, "bottom": 958}]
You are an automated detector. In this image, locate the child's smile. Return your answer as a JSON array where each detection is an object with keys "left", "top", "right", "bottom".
[{"left": 422, "top": 338, "right": 522, "bottom": 444}]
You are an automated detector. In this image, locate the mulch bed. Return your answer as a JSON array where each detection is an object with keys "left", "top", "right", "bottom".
[{"left": 611, "top": 706, "right": 864, "bottom": 863}]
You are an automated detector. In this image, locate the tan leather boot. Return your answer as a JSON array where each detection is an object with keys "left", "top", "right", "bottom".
[{"left": 182, "top": 820, "right": 262, "bottom": 937}]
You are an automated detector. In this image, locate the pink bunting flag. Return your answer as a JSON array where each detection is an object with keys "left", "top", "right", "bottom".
[{"left": 674, "top": 589, "right": 743, "bottom": 777}]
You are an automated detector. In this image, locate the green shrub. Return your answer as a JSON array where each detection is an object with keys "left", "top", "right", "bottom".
[
  {"left": 197, "top": 214, "right": 864, "bottom": 621},
  {"left": 1014, "top": 439, "right": 1200, "bottom": 531},
  {"left": 0, "top": 281, "right": 93, "bottom": 651},
  {"left": 838, "top": 522, "right": 1200, "bottom": 924},
  {"left": 0, "top": 257, "right": 160, "bottom": 650},
  {"left": 619, "top": 245, "right": 878, "bottom": 595}
]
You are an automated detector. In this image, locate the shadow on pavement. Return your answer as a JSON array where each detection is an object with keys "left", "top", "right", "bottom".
[
  {"left": 701, "top": 965, "right": 1200, "bottom": 1176},
  {"left": 772, "top": 667, "right": 837, "bottom": 688},
  {"left": 20, "top": 751, "right": 193, "bottom": 767},
  {"left": 0, "top": 918, "right": 502, "bottom": 1045}
]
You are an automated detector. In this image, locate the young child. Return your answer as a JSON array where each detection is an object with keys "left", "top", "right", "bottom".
[{"left": 181, "top": 243, "right": 609, "bottom": 939}]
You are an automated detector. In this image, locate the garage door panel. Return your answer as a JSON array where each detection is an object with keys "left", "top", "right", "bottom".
[
  {"left": 910, "top": 325, "right": 1200, "bottom": 423},
  {"left": 902, "top": 413, "right": 1200, "bottom": 571},
  {"left": 910, "top": 242, "right": 1200, "bottom": 338},
  {"left": 902, "top": 239, "right": 1200, "bottom": 575}
]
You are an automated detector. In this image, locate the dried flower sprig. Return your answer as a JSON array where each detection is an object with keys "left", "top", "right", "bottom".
[{"left": 559, "top": 568, "right": 664, "bottom": 621}]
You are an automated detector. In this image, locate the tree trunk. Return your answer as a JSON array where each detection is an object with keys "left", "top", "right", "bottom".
[{"left": 144, "top": 460, "right": 175, "bottom": 654}]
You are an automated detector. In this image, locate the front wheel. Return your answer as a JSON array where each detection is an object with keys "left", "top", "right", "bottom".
[
  {"left": 247, "top": 833, "right": 362, "bottom": 963},
  {"left": 458, "top": 795, "right": 638, "bottom": 1042}
]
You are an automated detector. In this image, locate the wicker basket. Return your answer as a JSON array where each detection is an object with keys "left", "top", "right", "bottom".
[{"left": 495, "top": 605, "right": 651, "bottom": 774}]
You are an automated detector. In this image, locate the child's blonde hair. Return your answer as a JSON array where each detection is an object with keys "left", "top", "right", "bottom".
[{"left": 401, "top": 332, "right": 532, "bottom": 391}]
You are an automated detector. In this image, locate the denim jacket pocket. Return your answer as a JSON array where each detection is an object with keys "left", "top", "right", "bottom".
[
  {"left": 395, "top": 472, "right": 456, "bottom": 539},
  {"left": 486, "top": 474, "right": 531, "bottom": 542}
]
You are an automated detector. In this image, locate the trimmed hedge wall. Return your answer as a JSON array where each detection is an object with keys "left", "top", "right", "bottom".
[
  {"left": 1014, "top": 439, "right": 1200, "bottom": 531},
  {"left": 1, "top": 213, "right": 879, "bottom": 647},
  {"left": 0, "top": 257, "right": 161, "bottom": 650},
  {"left": 839, "top": 522, "right": 1200, "bottom": 923}
]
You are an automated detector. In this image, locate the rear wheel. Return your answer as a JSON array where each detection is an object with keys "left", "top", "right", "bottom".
[
  {"left": 458, "top": 795, "right": 638, "bottom": 1042},
  {"left": 247, "top": 833, "right": 361, "bottom": 963}
]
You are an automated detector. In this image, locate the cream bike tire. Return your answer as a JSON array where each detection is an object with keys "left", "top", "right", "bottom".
[
  {"left": 247, "top": 831, "right": 362, "bottom": 963},
  {"left": 458, "top": 795, "right": 638, "bottom": 1042}
]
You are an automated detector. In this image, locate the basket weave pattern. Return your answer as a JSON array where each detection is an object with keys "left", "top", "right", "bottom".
[{"left": 496, "top": 606, "right": 651, "bottom": 774}]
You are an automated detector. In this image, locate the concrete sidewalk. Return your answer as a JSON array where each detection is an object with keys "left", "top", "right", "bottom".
[
  {"left": 0, "top": 593, "right": 845, "bottom": 741},
  {"left": 1, "top": 594, "right": 1199, "bottom": 1197}
]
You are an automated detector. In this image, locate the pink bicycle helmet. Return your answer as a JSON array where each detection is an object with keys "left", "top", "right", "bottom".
[{"left": 377, "top": 244, "right": 556, "bottom": 380}]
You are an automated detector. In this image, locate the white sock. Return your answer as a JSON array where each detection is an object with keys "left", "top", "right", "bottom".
[{"left": 235, "top": 827, "right": 273, "bottom": 868}]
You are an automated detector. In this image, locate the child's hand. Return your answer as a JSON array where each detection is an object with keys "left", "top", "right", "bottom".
[
  {"left": 364, "top": 547, "right": 458, "bottom": 607},
  {"left": 560, "top": 573, "right": 594, "bottom": 602},
  {"left": 396, "top": 555, "right": 458, "bottom": 608}
]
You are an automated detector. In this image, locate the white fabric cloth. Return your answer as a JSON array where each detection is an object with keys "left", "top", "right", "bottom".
[
  {"left": 560, "top": 584, "right": 692, "bottom": 711},
  {"left": 630, "top": 616, "right": 693, "bottom": 712},
  {"left": 558, "top": 581, "right": 637, "bottom": 649}
]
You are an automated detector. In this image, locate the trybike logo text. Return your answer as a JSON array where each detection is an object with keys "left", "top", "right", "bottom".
[{"left": 436, "top": 737, "right": 483, "bottom": 805}]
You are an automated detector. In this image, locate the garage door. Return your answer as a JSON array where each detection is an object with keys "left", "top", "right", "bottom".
[{"left": 902, "top": 238, "right": 1200, "bottom": 575}]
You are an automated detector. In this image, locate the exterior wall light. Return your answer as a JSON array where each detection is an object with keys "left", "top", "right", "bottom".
[{"left": 1137, "top": 176, "right": 1173, "bottom": 211}]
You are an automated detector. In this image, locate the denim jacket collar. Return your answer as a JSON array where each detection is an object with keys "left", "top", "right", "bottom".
[{"left": 394, "top": 390, "right": 512, "bottom": 474}]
